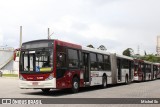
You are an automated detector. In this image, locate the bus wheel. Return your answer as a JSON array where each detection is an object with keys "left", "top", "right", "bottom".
[
  {"left": 142, "top": 75, "right": 144, "bottom": 82},
  {"left": 102, "top": 76, "right": 107, "bottom": 88},
  {"left": 155, "top": 75, "right": 157, "bottom": 79},
  {"left": 125, "top": 76, "right": 128, "bottom": 85},
  {"left": 71, "top": 77, "right": 79, "bottom": 93},
  {"left": 41, "top": 88, "right": 50, "bottom": 93}
]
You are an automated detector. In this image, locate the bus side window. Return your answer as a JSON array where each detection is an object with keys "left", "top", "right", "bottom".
[
  {"left": 56, "top": 45, "right": 67, "bottom": 68},
  {"left": 57, "top": 52, "right": 66, "bottom": 68},
  {"left": 68, "top": 49, "right": 79, "bottom": 69}
]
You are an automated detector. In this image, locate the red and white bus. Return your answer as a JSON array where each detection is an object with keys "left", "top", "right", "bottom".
[
  {"left": 152, "top": 63, "right": 159, "bottom": 80},
  {"left": 133, "top": 59, "right": 152, "bottom": 81},
  {"left": 133, "top": 59, "right": 144, "bottom": 81},
  {"left": 18, "top": 39, "right": 134, "bottom": 93}
]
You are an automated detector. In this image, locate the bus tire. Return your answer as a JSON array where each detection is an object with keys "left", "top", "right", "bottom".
[
  {"left": 102, "top": 76, "right": 107, "bottom": 88},
  {"left": 142, "top": 75, "right": 144, "bottom": 82},
  {"left": 41, "top": 88, "right": 50, "bottom": 93},
  {"left": 125, "top": 76, "right": 128, "bottom": 85},
  {"left": 71, "top": 77, "right": 79, "bottom": 93},
  {"left": 155, "top": 74, "right": 157, "bottom": 79}
]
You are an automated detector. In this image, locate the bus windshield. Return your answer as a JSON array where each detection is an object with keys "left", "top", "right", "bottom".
[{"left": 20, "top": 48, "right": 53, "bottom": 73}]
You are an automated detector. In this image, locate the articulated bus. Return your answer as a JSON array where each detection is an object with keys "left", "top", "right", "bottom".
[{"left": 18, "top": 39, "right": 134, "bottom": 93}]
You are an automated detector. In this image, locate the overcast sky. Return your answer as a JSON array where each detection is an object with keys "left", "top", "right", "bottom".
[{"left": 0, "top": 0, "right": 160, "bottom": 55}]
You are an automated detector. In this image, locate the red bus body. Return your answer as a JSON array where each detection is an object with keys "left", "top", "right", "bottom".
[{"left": 19, "top": 39, "right": 85, "bottom": 90}]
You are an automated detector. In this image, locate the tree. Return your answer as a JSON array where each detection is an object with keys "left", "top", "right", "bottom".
[
  {"left": 140, "top": 54, "right": 160, "bottom": 62},
  {"left": 97, "top": 45, "right": 107, "bottom": 51},
  {"left": 123, "top": 48, "right": 134, "bottom": 57},
  {"left": 87, "top": 44, "right": 94, "bottom": 48}
]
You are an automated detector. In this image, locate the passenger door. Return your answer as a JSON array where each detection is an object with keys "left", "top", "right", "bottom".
[{"left": 82, "top": 52, "right": 90, "bottom": 83}]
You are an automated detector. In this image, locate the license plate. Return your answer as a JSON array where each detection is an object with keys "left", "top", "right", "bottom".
[{"left": 32, "top": 82, "right": 38, "bottom": 85}]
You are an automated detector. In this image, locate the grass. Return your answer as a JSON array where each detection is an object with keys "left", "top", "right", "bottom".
[{"left": 2, "top": 74, "right": 18, "bottom": 77}]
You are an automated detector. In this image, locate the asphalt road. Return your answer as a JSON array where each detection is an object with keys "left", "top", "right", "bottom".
[{"left": 0, "top": 77, "right": 160, "bottom": 107}]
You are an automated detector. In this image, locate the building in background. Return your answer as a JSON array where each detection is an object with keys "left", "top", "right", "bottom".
[
  {"left": 157, "top": 36, "right": 160, "bottom": 55},
  {"left": 0, "top": 47, "right": 18, "bottom": 74}
]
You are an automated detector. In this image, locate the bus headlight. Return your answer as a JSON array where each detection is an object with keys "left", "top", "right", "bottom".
[
  {"left": 19, "top": 75, "right": 26, "bottom": 81},
  {"left": 45, "top": 74, "right": 54, "bottom": 81}
]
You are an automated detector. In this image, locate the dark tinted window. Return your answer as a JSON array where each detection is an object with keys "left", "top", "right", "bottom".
[
  {"left": 90, "top": 53, "right": 98, "bottom": 71},
  {"left": 68, "top": 49, "right": 78, "bottom": 60},
  {"left": 104, "top": 55, "right": 111, "bottom": 70},
  {"left": 90, "top": 53, "right": 97, "bottom": 62},
  {"left": 98, "top": 54, "right": 103, "bottom": 62},
  {"left": 122, "top": 59, "right": 129, "bottom": 69},
  {"left": 97, "top": 54, "right": 104, "bottom": 70},
  {"left": 68, "top": 49, "right": 79, "bottom": 68},
  {"left": 56, "top": 45, "right": 67, "bottom": 68}
]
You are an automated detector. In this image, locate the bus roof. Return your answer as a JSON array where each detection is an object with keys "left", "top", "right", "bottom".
[
  {"left": 22, "top": 39, "right": 82, "bottom": 49},
  {"left": 54, "top": 39, "right": 81, "bottom": 49},
  {"left": 22, "top": 39, "right": 54, "bottom": 45},
  {"left": 116, "top": 54, "right": 133, "bottom": 60},
  {"left": 82, "top": 46, "right": 111, "bottom": 55},
  {"left": 144, "top": 60, "right": 153, "bottom": 64}
]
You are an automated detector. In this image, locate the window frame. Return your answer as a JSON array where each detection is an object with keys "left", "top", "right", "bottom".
[{"left": 67, "top": 48, "right": 80, "bottom": 70}]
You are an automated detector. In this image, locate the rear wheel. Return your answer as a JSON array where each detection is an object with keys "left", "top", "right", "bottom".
[
  {"left": 149, "top": 74, "right": 151, "bottom": 80},
  {"left": 155, "top": 74, "right": 157, "bottom": 79},
  {"left": 102, "top": 76, "right": 107, "bottom": 88},
  {"left": 125, "top": 76, "right": 128, "bottom": 85},
  {"left": 142, "top": 75, "right": 144, "bottom": 82},
  {"left": 71, "top": 77, "right": 79, "bottom": 93},
  {"left": 41, "top": 88, "right": 50, "bottom": 93},
  {"left": 142, "top": 75, "right": 145, "bottom": 82}
]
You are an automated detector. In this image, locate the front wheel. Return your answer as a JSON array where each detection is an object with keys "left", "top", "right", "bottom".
[
  {"left": 71, "top": 77, "right": 79, "bottom": 93},
  {"left": 41, "top": 88, "right": 50, "bottom": 93}
]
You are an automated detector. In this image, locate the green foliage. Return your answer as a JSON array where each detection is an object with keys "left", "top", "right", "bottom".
[
  {"left": 123, "top": 48, "right": 134, "bottom": 57},
  {"left": 140, "top": 54, "right": 160, "bottom": 63},
  {"left": 2, "top": 74, "right": 18, "bottom": 77}
]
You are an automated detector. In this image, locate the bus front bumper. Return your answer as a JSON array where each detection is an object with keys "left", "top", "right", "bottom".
[{"left": 19, "top": 78, "right": 56, "bottom": 89}]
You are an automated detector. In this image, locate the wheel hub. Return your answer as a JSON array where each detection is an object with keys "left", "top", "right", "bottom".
[{"left": 74, "top": 82, "right": 78, "bottom": 89}]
